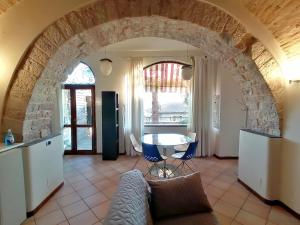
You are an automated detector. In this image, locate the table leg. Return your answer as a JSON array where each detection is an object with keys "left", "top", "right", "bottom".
[{"left": 163, "top": 147, "right": 167, "bottom": 178}]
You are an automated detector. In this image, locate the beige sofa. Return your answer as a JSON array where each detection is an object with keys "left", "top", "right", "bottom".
[{"left": 103, "top": 170, "right": 219, "bottom": 225}]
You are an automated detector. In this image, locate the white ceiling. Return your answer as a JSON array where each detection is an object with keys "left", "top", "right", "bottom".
[{"left": 106, "top": 37, "right": 199, "bottom": 52}]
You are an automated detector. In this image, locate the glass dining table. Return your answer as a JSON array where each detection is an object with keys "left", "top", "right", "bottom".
[{"left": 141, "top": 133, "right": 192, "bottom": 178}]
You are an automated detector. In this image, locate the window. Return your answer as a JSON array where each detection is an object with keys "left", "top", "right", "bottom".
[
  {"left": 64, "top": 62, "right": 95, "bottom": 85},
  {"left": 143, "top": 62, "right": 190, "bottom": 126}
]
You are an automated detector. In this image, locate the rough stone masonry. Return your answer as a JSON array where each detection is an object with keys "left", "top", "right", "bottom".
[{"left": 2, "top": 0, "right": 284, "bottom": 142}]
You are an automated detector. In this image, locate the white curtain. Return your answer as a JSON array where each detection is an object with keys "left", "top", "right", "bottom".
[
  {"left": 188, "top": 56, "right": 217, "bottom": 157},
  {"left": 124, "top": 58, "right": 144, "bottom": 156}
]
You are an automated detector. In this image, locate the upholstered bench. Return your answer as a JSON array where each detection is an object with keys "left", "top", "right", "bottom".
[{"left": 103, "top": 170, "right": 219, "bottom": 225}]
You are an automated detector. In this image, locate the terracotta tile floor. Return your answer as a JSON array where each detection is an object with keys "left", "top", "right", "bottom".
[{"left": 22, "top": 155, "right": 300, "bottom": 225}]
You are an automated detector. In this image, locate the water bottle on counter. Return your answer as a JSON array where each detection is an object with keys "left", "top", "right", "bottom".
[{"left": 4, "top": 129, "right": 15, "bottom": 145}]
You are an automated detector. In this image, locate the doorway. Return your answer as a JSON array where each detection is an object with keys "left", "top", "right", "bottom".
[
  {"left": 63, "top": 85, "right": 96, "bottom": 154},
  {"left": 62, "top": 63, "right": 96, "bottom": 154}
]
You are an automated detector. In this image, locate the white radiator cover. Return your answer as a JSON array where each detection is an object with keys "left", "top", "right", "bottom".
[
  {"left": 238, "top": 130, "right": 282, "bottom": 200},
  {"left": 23, "top": 134, "right": 64, "bottom": 212}
]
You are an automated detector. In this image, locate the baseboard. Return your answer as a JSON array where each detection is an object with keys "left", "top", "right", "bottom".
[
  {"left": 213, "top": 154, "right": 239, "bottom": 159},
  {"left": 238, "top": 179, "right": 300, "bottom": 219},
  {"left": 96, "top": 152, "right": 126, "bottom": 155},
  {"left": 26, "top": 182, "right": 64, "bottom": 217}
]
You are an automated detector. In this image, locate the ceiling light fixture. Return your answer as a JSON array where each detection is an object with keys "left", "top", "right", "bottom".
[
  {"left": 99, "top": 47, "right": 112, "bottom": 76},
  {"left": 181, "top": 65, "right": 193, "bottom": 80}
]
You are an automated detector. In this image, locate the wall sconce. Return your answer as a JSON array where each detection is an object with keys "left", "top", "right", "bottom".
[
  {"left": 289, "top": 80, "right": 300, "bottom": 84},
  {"left": 283, "top": 59, "right": 300, "bottom": 84}
]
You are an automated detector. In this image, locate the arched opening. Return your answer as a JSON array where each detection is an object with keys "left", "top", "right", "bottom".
[
  {"left": 62, "top": 62, "right": 96, "bottom": 154},
  {"left": 2, "top": 1, "right": 283, "bottom": 142}
]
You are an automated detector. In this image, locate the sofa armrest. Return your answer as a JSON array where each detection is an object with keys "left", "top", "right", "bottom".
[{"left": 103, "top": 169, "right": 153, "bottom": 225}]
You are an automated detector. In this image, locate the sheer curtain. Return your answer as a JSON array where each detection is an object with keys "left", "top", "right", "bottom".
[
  {"left": 124, "top": 58, "right": 144, "bottom": 156},
  {"left": 188, "top": 56, "right": 217, "bottom": 157}
]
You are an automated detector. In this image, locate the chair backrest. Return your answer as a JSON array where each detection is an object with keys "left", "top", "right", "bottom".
[
  {"left": 187, "top": 132, "right": 197, "bottom": 142},
  {"left": 142, "top": 143, "right": 163, "bottom": 162},
  {"left": 130, "top": 134, "right": 142, "bottom": 153},
  {"left": 182, "top": 141, "right": 198, "bottom": 160}
]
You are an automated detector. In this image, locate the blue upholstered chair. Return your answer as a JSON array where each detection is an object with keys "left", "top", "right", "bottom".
[
  {"left": 174, "top": 132, "right": 197, "bottom": 153},
  {"left": 142, "top": 143, "right": 167, "bottom": 177},
  {"left": 171, "top": 141, "right": 198, "bottom": 174}
]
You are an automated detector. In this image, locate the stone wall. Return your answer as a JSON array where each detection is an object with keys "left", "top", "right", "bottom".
[{"left": 1, "top": 0, "right": 284, "bottom": 141}]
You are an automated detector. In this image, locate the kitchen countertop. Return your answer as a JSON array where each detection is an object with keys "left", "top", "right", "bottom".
[
  {"left": 240, "top": 129, "right": 281, "bottom": 138},
  {"left": 0, "top": 143, "right": 24, "bottom": 154}
]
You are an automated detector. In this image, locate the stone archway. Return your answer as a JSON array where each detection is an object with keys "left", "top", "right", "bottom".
[{"left": 2, "top": 0, "right": 284, "bottom": 141}]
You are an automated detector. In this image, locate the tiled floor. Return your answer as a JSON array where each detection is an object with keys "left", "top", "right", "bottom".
[{"left": 22, "top": 155, "right": 300, "bottom": 225}]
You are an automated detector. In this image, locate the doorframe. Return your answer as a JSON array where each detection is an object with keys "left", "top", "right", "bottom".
[{"left": 63, "top": 84, "right": 97, "bottom": 155}]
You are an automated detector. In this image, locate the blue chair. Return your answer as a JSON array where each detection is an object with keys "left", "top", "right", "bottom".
[
  {"left": 174, "top": 132, "right": 197, "bottom": 153},
  {"left": 142, "top": 143, "right": 168, "bottom": 177},
  {"left": 171, "top": 141, "right": 198, "bottom": 175}
]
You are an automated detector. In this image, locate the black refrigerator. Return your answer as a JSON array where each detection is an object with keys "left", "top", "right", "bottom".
[{"left": 102, "top": 91, "right": 119, "bottom": 160}]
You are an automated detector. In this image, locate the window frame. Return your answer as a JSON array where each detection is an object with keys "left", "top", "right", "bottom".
[
  {"left": 143, "top": 61, "right": 191, "bottom": 127},
  {"left": 62, "top": 62, "right": 97, "bottom": 155}
]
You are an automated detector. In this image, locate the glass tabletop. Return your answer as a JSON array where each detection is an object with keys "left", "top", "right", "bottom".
[{"left": 141, "top": 133, "right": 192, "bottom": 146}]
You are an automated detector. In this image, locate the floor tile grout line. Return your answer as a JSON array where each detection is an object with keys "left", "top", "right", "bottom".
[
  {"left": 33, "top": 156, "right": 290, "bottom": 225},
  {"left": 207, "top": 168, "right": 249, "bottom": 225},
  {"left": 229, "top": 191, "right": 253, "bottom": 225},
  {"left": 63, "top": 166, "right": 105, "bottom": 223}
]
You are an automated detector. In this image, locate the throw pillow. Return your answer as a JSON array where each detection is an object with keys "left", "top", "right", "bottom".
[{"left": 148, "top": 172, "right": 212, "bottom": 220}]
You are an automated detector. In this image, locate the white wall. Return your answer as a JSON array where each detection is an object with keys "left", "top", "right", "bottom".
[
  {"left": 82, "top": 55, "right": 130, "bottom": 154},
  {"left": 214, "top": 64, "right": 247, "bottom": 157},
  {"left": 55, "top": 55, "right": 247, "bottom": 159},
  {"left": 82, "top": 53, "right": 197, "bottom": 153},
  {"left": 47, "top": 45, "right": 203, "bottom": 154},
  {"left": 237, "top": 82, "right": 300, "bottom": 214},
  {"left": 0, "top": 0, "right": 94, "bottom": 131},
  {"left": 280, "top": 83, "right": 300, "bottom": 213}
]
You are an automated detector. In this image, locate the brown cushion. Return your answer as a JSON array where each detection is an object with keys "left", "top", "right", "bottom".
[
  {"left": 154, "top": 213, "right": 219, "bottom": 225},
  {"left": 148, "top": 172, "right": 212, "bottom": 221}
]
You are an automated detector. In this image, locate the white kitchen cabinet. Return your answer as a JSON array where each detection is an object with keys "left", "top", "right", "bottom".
[
  {"left": 238, "top": 129, "right": 282, "bottom": 200},
  {"left": 0, "top": 144, "right": 27, "bottom": 225},
  {"left": 23, "top": 134, "right": 64, "bottom": 213}
]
